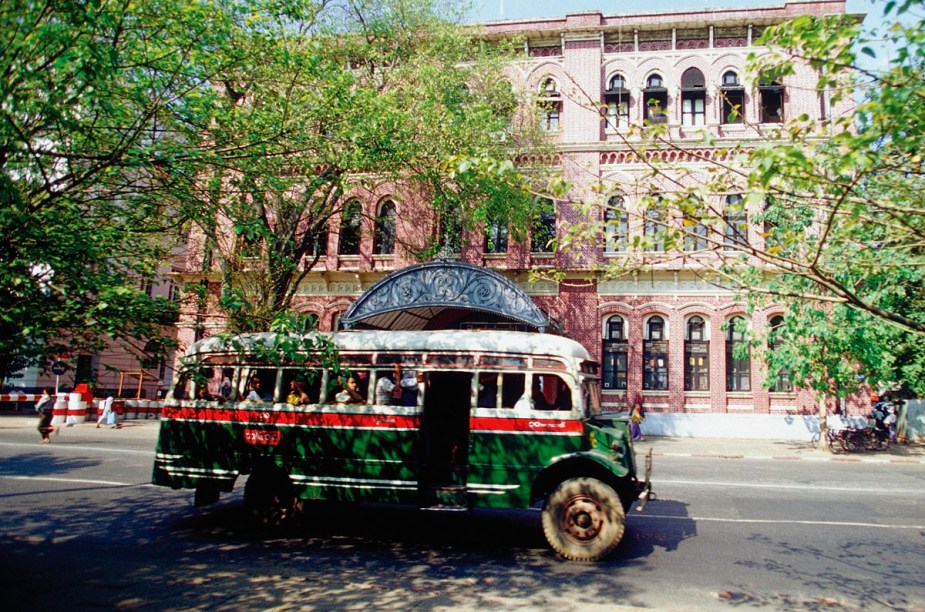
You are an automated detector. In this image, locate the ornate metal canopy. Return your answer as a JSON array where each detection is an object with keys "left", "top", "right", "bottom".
[{"left": 339, "top": 261, "right": 551, "bottom": 332}]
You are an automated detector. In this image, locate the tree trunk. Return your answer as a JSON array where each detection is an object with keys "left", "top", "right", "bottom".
[{"left": 818, "top": 392, "right": 831, "bottom": 452}]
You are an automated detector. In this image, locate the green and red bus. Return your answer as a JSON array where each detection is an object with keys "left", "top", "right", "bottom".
[{"left": 152, "top": 329, "right": 652, "bottom": 561}]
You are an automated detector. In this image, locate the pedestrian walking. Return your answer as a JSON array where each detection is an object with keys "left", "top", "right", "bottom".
[
  {"left": 96, "top": 396, "right": 115, "bottom": 428},
  {"left": 35, "top": 389, "right": 55, "bottom": 443},
  {"left": 630, "top": 392, "right": 646, "bottom": 442}
]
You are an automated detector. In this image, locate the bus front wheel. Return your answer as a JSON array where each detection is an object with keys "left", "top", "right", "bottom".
[
  {"left": 244, "top": 465, "right": 296, "bottom": 528},
  {"left": 542, "top": 477, "right": 625, "bottom": 561}
]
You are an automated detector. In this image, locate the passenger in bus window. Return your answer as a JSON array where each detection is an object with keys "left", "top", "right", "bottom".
[
  {"left": 196, "top": 386, "right": 224, "bottom": 402},
  {"left": 375, "top": 366, "right": 399, "bottom": 405},
  {"left": 477, "top": 373, "right": 498, "bottom": 408},
  {"left": 246, "top": 378, "right": 272, "bottom": 402},
  {"left": 531, "top": 376, "right": 553, "bottom": 410},
  {"left": 399, "top": 369, "right": 420, "bottom": 406},
  {"left": 286, "top": 379, "right": 312, "bottom": 405},
  {"left": 335, "top": 376, "right": 364, "bottom": 404},
  {"left": 220, "top": 377, "right": 232, "bottom": 400},
  {"left": 556, "top": 379, "right": 572, "bottom": 411}
]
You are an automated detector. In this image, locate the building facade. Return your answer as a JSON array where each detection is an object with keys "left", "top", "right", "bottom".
[{"left": 164, "top": 1, "right": 864, "bottom": 436}]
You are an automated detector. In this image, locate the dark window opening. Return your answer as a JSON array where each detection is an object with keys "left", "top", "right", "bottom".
[
  {"left": 338, "top": 200, "right": 362, "bottom": 255},
  {"left": 374, "top": 200, "right": 397, "bottom": 255},
  {"left": 602, "top": 316, "right": 628, "bottom": 390},
  {"left": 644, "top": 74, "right": 668, "bottom": 124},
  {"left": 759, "top": 81, "right": 784, "bottom": 123}
]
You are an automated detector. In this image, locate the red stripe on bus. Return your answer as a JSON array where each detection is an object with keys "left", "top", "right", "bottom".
[
  {"left": 470, "top": 416, "right": 583, "bottom": 434},
  {"left": 162, "top": 405, "right": 419, "bottom": 429}
]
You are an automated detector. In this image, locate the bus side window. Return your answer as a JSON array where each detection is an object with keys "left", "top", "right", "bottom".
[
  {"left": 173, "top": 371, "right": 194, "bottom": 400},
  {"left": 477, "top": 373, "right": 499, "bottom": 408},
  {"left": 328, "top": 370, "right": 369, "bottom": 404},
  {"left": 534, "top": 374, "right": 572, "bottom": 411},
  {"left": 244, "top": 369, "right": 277, "bottom": 402},
  {"left": 500, "top": 373, "right": 525, "bottom": 409},
  {"left": 282, "top": 369, "right": 321, "bottom": 405}
]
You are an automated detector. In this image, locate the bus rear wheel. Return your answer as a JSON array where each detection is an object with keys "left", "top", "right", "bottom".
[
  {"left": 244, "top": 465, "right": 296, "bottom": 528},
  {"left": 542, "top": 477, "right": 625, "bottom": 562}
]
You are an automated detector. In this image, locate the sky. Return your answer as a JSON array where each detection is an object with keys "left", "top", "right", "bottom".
[{"left": 467, "top": 0, "right": 882, "bottom": 23}]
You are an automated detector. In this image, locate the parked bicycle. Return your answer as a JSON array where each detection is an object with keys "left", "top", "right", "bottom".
[
  {"left": 810, "top": 427, "right": 854, "bottom": 452},
  {"left": 811, "top": 424, "right": 890, "bottom": 452}
]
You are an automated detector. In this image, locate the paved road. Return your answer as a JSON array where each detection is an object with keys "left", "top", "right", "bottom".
[{"left": 0, "top": 416, "right": 923, "bottom": 610}]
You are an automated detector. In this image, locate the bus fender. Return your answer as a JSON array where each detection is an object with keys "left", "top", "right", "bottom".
[{"left": 531, "top": 450, "right": 632, "bottom": 507}]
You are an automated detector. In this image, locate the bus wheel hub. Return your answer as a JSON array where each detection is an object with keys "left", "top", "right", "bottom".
[{"left": 563, "top": 496, "right": 603, "bottom": 540}]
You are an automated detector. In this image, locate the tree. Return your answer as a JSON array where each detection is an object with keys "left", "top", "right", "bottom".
[
  {"left": 559, "top": 1, "right": 925, "bottom": 406},
  {"left": 0, "top": 0, "right": 224, "bottom": 382},
  {"left": 153, "top": 0, "right": 545, "bottom": 333}
]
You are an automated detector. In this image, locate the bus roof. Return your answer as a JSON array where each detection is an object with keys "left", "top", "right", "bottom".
[{"left": 184, "top": 329, "right": 594, "bottom": 363}]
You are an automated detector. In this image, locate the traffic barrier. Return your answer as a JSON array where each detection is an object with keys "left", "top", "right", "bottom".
[
  {"left": 66, "top": 392, "right": 87, "bottom": 424},
  {"left": 113, "top": 399, "right": 125, "bottom": 417},
  {"left": 124, "top": 400, "right": 138, "bottom": 420},
  {"left": 51, "top": 395, "right": 68, "bottom": 426},
  {"left": 147, "top": 401, "right": 162, "bottom": 420}
]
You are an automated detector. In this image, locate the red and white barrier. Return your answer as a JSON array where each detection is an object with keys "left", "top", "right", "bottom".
[
  {"left": 66, "top": 392, "right": 87, "bottom": 424},
  {"left": 51, "top": 395, "right": 68, "bottom": 426}
]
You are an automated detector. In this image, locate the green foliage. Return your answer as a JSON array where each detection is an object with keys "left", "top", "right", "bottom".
[
  {"left": 0, "top": 0, "right": 201, "bottom": 378},
  {"left": 145, "top": 0, "right": 543, "bottom": 332},
  {"left": 560, "top": 2, "right": 925, "bottom": 397}
]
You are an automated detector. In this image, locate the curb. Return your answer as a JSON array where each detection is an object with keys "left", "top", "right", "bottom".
[{"left": 648, "top": 449, "right": 925, "bottom": 464}]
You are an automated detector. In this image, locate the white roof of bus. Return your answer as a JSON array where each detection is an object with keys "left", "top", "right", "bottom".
[{"left": 185, "top": 330, "right": 593, "bottom": 362}]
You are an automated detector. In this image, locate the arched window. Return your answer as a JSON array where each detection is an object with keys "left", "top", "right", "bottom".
[
  {"left": 338, "top": 200, "right": 362, "bottom": 256},
  {"left": 684, "top": 316, "right": 709, "bottom": 391},
  {"left": 680, "top": 68, "right": 706, "bottom": 127},
  {"left": 720, "top": 70, "right": 745, "bottom": 124},
  {"left": 602, "top": 315, "right": 628, "bottom": 390},
  {"left": 539, "top": 77, "right": 561, "bottom": 131},
  {"left": 531, "top": 199, "right": 556, "bottom": 254},
  {"left": 374, "top": 200, "right": 396, "bottom": 255},
  {"left": 604, "top": 73, "right": 630, "bottom": 128},
  {"left": 604, "top": 196, "right": 628, "bottom": 253},
  {"left": 725, "top": 316, "right": 751, "bottom": 391},
  {"left": 644, "top": 73, "right": 668, "bottom": 123},
  {"left": 643, "top": 315, "right": 668, "bottom": 390},
  {"left": 769, "top": 315, "right": 793, "bottom": 392},
  {"left": 723, "top": 194, "right": 748, "bottom": 250}
]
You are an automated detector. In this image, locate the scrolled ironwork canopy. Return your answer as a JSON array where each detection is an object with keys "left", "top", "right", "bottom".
[{"left": 340, "top": 261, "right": 551, "bottom": 332}]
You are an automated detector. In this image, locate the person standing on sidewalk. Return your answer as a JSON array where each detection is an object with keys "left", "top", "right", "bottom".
[
  {"left": 630, "top": 392, "right": 646, "bottom": 442},
  {"left": 35, "top": 389, "right": 55, "bottom": 443}
]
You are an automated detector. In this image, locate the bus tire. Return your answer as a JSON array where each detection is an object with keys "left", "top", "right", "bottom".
[
  {"left": 542, "top": 477, "right": 625, "bottom": 562},
  {"left": 244, "top": 465, "right": 295, "bottom": 528}
]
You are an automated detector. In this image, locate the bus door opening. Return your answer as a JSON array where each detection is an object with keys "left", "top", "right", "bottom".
[{"left": 420, "top": 371, "right": 472, "bottom": 507}]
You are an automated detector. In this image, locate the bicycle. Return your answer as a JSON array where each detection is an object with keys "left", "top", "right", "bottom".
[{"left": 810, "top": 427, "right": 853, "bottom": 452}]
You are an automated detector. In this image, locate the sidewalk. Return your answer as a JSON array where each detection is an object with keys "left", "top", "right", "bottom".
[
  {"left": 635, "top": 435, "right": 925, "bottom": 464},
  {"left": 2, "top": 412, "right": 923, "bottom": 463}
]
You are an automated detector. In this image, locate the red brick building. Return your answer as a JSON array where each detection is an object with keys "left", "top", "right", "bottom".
[{"left": 166, "top": 0, "right": 862, "bottom": 437}]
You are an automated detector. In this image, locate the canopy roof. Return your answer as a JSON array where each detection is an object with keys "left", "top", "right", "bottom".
[{"left": 339, "top": 261, "right": 552, "bottom": 332}]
